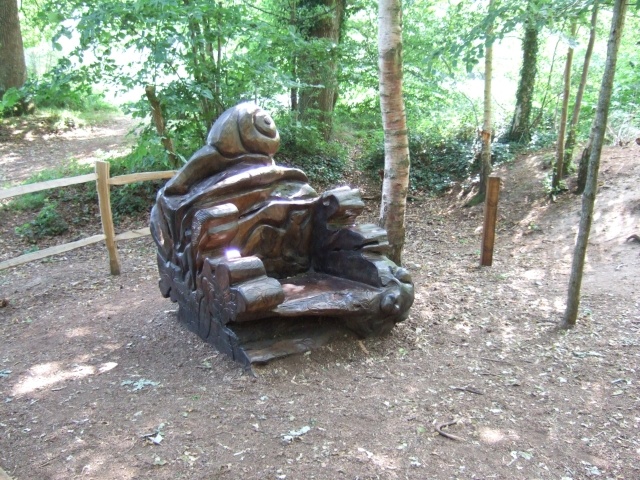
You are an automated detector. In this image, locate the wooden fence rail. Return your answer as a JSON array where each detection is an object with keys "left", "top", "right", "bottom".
[
  {"left": 0, "top": 161, "right": 176, "bottom": 273},
  {"left": 0, "top": 173, "right": 98, "bottom": 201}
]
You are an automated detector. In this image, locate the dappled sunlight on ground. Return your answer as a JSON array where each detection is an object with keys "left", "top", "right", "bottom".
[
  {"left": 552, "top": 296, "right": 566, "bottom": 311},
  {"left": 453, "top": 322, "right": 472, "bottom": 335},
  {"left": 65, "top": 327, "right": 93, "bottom": 338},
  {"left": 0, "top": 144, "right": 639, "bottom": 478},
  {"left": 98, "top": 362, "right": 118, "bottom": 374},
  {"left": 11, "top": 362, "right": 96, "bottom": 396},
  {"left": 0, "top": 152, "right": 20, "bottom": 168},
  {"left": 0, "top": 115, "right": 137, "bottom": 186},
  {"left": 74, "top": 147, "right": 134, "bottom": 166},
  {"left": 479, "top": 426, "right": 520, "bottom": 444},
  {"left": 9, "top": 357, "right": 118, "bottom": 398}
]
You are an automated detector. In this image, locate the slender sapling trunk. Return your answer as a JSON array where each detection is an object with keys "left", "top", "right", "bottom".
[
  {"left": 479, "top": 0, "right": 495, "bottom": 200},
  {"left": 552, "top": 20, "right": 577, "bottom": 191},
  {"left": 563, "top": 1, "right": 598, "bottom": 174},
  {"left": 145, "top": 85, "right": 179, "bottom": 168},
  {"left": 561, "top": 0, "right": 628, "bottom": 329}
]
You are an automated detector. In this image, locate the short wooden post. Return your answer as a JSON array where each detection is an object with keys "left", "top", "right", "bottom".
[
  {"left": 480, "top": 176, "right": 501, "bottom": 267},
  {"left": 95, "top": 160, "right": 121, "bottom": 275}
]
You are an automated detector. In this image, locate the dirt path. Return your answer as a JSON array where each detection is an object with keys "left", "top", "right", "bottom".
[
  {"left": 0, "top": 116, "right": 146, "bottom": 264},
  {"left": 1, "top": 119, "right": 639, "bottom": 479},
  {"left": 0, "top": 115, "right": 137, "bottom": 186}
]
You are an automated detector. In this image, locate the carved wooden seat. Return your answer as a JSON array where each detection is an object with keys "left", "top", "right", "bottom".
[{"left": 150, "top": 102, "right": 413, "bottom": 367}]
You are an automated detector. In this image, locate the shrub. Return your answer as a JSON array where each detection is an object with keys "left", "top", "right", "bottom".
[
  {"left": 15, "top": 201, "right": 69, "bottom": 242},
  {"left": 5, "top": 152, "right": 167, "bottom": 238},
  {"left": 0, "top": 88, "right": 29, "bottom": 116},
  {"left": 359, "top": 130, "right": 475, "bottom": 193},
  {"left": 26, "top": 58, "right": 95, "bottom": 111},
  {"left": 7, "top": 191, "right": 47, "bottom": 212},
  {"left": 275, "top": 114, "right": 348, "bottom": 186}
]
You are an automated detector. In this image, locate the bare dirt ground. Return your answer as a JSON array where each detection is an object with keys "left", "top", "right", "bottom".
[
  {"left": 0, "top": 115, "right": 137, "bottom": 186},
  {"left": 1, "top": 118, "right": 639, "bottom": 480}
]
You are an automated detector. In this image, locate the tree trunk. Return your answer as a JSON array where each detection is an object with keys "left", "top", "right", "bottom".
[
  {"left": 478, "top": 0, "right": 495, "bottom": 201},
  {"left": 576, "top": 131, "right": 592, "bottom": 194},
  {"left": 291, "top": 60, "right": 298, "bottom": 117},
  {"left": 145, "top": 85, "right": 180, "bottom": 168},
  {"left": 184, "top": 0, "right": 223, "bottom": 131},
  {"left": 552, "top": 20, "right": 577, "bottom": 191},
  {"left": 216, "top": 29, "right": 223, "bottom": 117},
  {"left": 378, "top": 0, "right": 410, "bottom": 265},
  {"left": 298, "top": 0, "right": 345, "bottom": 141},
  {"left": 530, "top": 32, "right": 561, "bottom": 133},
  {"left": 563, "top": 1, "right": 598, "bottom": 174},
  {"left": 185, "top": 11, "right": 214, "bottom": 131},
  {"left": 503, "top": 19, "right": 538, "bottom": 143},
  {"left": 290, "top": 0, "right": 299, "bottom": 122},
  {"left": 561, "top": 0, "right": 627, "bottom": 329},
  {"left": 0, "top": 0, "right": 27, "bottom": 97}
]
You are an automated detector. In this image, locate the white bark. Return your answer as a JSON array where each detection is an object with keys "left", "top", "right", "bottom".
[
  {"left": 378, "top": 0, "right": 410, "bottom": 264},
  {"left": 479, "top": 0, "right": 495, "bottom": 198}
]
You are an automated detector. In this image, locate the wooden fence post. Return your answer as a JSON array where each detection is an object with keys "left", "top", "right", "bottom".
[
  {"left": 95, "top": 161, "right": 121, "bottom": 275},
  {"left": 480, "top": 176, "right": 501, "bottom": 267}
]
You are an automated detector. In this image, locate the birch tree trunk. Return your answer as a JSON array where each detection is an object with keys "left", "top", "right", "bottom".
[
  {"left": 378, "top": 0, "right": 410, "bottom": 265},
  {"left": 564, "top": 1, "right": 598, "bottom": 175},
  {"left": 561, "top": 0, "right": 627, "bottom": 329},
  {"left": 552, "top": 20, "right": 577, "bottom": 191},
  {"left": 478, "top": 0, "right": 495, "bottom": 200}
]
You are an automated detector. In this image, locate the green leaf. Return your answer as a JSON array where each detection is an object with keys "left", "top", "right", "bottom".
[
  {"left": 518, "top": 451, "right": 533, "bottom": 460},
  {"left": 121, "top": 378, "right": 159, "bottom": 391},
  {"left": 1, "top": 88, "right": 21, "bottom": 110},
  {"left": 47, "top": 12, "right": 64, "bottom": 23}
]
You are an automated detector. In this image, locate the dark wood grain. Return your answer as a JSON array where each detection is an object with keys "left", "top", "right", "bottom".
[{"left": 150, "top": 102, "right": 415, "bottom": 368}]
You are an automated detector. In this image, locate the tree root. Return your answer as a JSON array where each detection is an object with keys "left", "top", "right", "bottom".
[
  {"left": 626, "top": 234, "right": 640, "bottom": 243},
  {"left": 436, "top": 420, "right": 465, "bottom": 441}
]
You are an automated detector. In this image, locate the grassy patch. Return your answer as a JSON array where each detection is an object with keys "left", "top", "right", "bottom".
[{"left": 34, "top": 105, "right": 121, "bottom": 130}]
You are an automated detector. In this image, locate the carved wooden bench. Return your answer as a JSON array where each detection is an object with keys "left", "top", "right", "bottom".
[{"left": 150, "top": 102, "right": 413, "bottom": 367}]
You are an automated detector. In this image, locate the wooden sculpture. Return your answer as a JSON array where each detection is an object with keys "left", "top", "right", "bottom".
[{"left": 150, "top": 102, "right": 414, "bottom": 367}]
